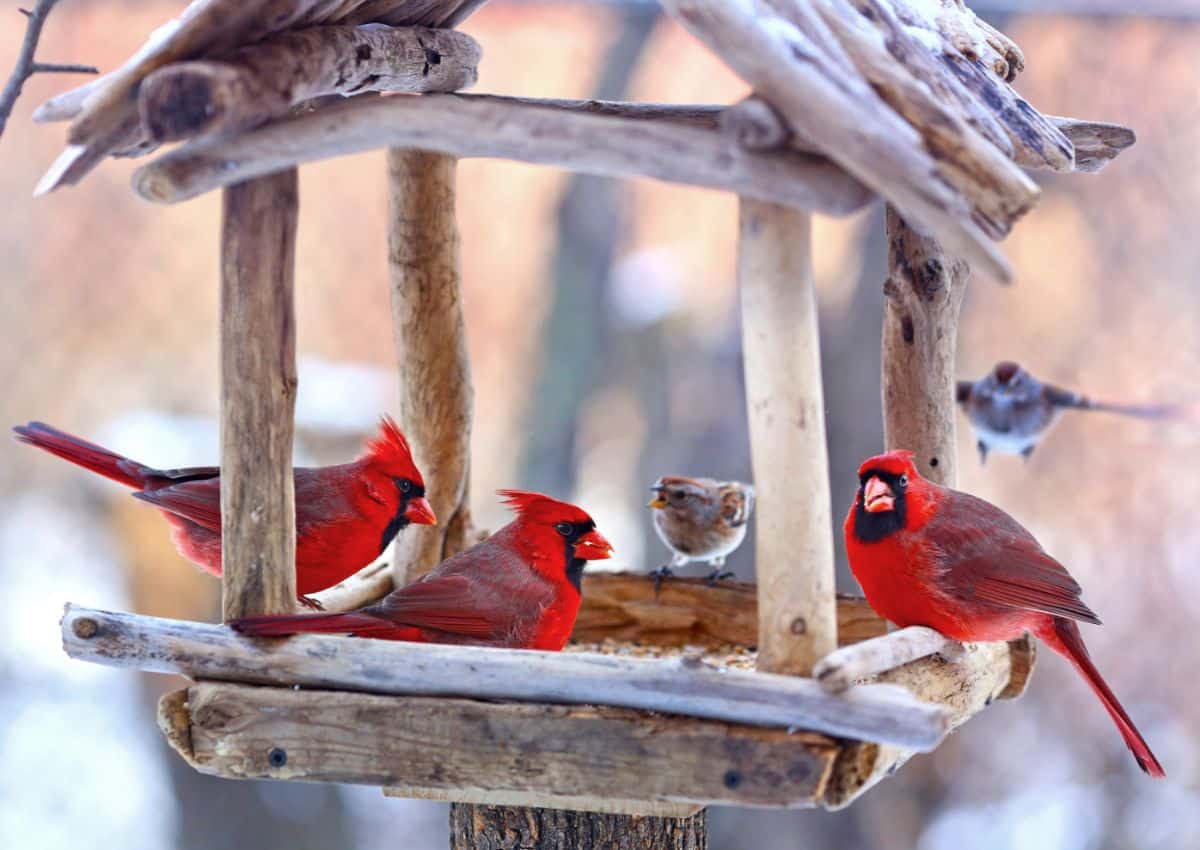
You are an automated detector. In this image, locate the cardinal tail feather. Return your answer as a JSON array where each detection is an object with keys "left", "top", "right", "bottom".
[
  {"left": 13, "top": 422, "right": 153, "bottom": 489},
  {"left": 1043, "top": 617, "right": 1165, "bottom": 778},
  {"left": 228, "top": 612, "right": 392, "bottom": 637}
]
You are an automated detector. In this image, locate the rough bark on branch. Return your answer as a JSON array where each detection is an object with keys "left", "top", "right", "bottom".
[
  {"left": 451, "top": 804, "right": 708, "bottom": 850},
  {"left": 219, "top": 171, "right": 299, "bottom": 620},
  {"left": 138, "top": 25, "right": 481, "bottom": 142},
  {"left": 131, "top": 93, "right": 873, "bottom": 215},
  {"left": 881, "top": 205, "right": 970, "bottom": 485},
  {"left": 663, "top": 0, "right": 1012, "bottom": 281},
  {"left": 0, "top": 0, "right": 97, "bottom": 140}
]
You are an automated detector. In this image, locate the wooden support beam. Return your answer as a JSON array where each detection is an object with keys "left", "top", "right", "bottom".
[
  {"left": 662, "top": 0, "right": 1012, "bottom": 281},
  {"left": 450, "top": 805, "right": 707, "bottom": 849},
  {"left": 572, "top": 573, "right": 887, "bottom": 650},
  {"left": 130, "top": 93, "right": 873, "bottom": 216},
  {"left": 61, "top": 604, "right": 953, "bottom": 750},
  {"left": 881, "top": 205, "right": 970, "bottom": 485},
  {"left": 219, "top": 170, "right": 299, "bottom": 620},
  {"left": 821, "top": 636, "right": 1034, "bottom": 809},
  {"left": 138, "top": 26, "right": 481, "bottom": 143},
  {"left": 158, "top": 683, "right": 837, "bottom": 810},
  {"left": 739, "top": 202, "right": 837, "bottom": 676},
  {"left": 387, "top": 149, "right": 473, "bottom": 582}
]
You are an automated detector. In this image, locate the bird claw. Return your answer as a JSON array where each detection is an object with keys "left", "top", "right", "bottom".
[
  {"left": 298, "top": 595, "right": 325, "bottom": 611},
  {"left": 650, "top": 565, "right": 674, "bottom": 598},
  {"left": 706, "top": 570, "right": 735, "bottom": 585}
]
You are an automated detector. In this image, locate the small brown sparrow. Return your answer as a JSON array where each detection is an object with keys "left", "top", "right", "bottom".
[
  {"left": 957, "top": 361, "right": 1196, "bottom": 464},
  {"left": 647, "top": 475, "right": 755, "bottom": 586}
]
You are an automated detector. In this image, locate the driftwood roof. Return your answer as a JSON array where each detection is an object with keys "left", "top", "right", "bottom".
[{"left": 32, "top": 0, "right": 1135, "bottom": 281}]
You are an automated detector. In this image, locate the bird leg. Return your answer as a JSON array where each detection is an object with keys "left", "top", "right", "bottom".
[
  {"left": 1021, "top": 445, "right": 1035, "bottom": 462},
  {"left": 705, "top": 557, "right": 735, "bottom": 585},
  {"left": 650, "top": 553, "right": 691, "bottom": 596},
  {"left": 977, "top": 440, "right": 989, "bottom": 465}
]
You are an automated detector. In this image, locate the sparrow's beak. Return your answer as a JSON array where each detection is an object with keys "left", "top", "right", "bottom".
[
  {"left": 404, "top": 496, "right": 438, "bottom": 526},
  {"left": 647, "top": 485, "right": 667, "bottom": 509},
  {"left": 863, "top": 476, "right": 895, "bottom": 514},
  {"left": 574, "top": 529, "right": 614, "bottom": 560}
]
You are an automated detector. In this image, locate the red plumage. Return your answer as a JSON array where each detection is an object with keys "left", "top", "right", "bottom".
[
  {"left": 844, "top": 450, "right": 1164, "bottom": 778},
  {"left": 13, "top": 417, "right": 436, "bottom": 600},
  {"left": 231, "top": 490, "right": 613, "bottom": 650}
]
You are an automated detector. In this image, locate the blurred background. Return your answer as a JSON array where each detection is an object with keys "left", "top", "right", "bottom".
[{"left": 1, "top": 1, "right": 1198, "bottom": 848}]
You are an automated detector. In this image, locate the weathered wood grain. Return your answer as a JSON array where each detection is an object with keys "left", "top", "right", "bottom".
[
  {"left": 738, "top": 203, "right": 837, "bottom": 676},
  {"left": 881, "top": 205, "right": 970, "bottom": 485},
  {"left": 814, "top": 626, "right": 962, "bottom": 693},
  {"left": 1037, "top": 117, "right": 1136, "bottom": 174},
  {"left": 130, "top": 93, "right": 873, "bottom": 215},
  {"left": 219, "top": 170, "right": 299, "bottom": 619},
  {"left": 138, "top": 25, "right": 481, "bottom": 142},
  {"left": 163, "top": 682, "right": 839, "bottom": 808},
  {"left": 33, "top": 0, "right": 491, "bottom": 190},
  {"left": 821, "top": 636, "right": 1032, "bottom": 809},
  {"left": 663, "top": 0, "right": 1011, "bottom": 282},
  {"left": 450, "top": 803, "right": 708, "bottom": 849},
  {"left": 572, "top": 573, "right": 888, "bottom": 650},
  {"left": 61, "top": 604, "right": 953, "bottom": 750},
  {"left": 387, "top": 150, "right": 474, "bottom": 582}
]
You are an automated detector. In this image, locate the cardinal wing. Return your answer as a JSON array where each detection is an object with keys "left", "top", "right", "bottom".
[
  {"left": 369, "top": 573, "right": 507, "bottom": 638},
  {"left": 930, "top": 492, "right": 1101, "bottom": 625},
  {"left": 132, "top": 479, "right": 222, "bottom": 533}
]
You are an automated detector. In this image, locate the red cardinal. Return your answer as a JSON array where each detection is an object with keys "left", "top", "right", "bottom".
[
  {"left": 13, "top": 418, "right": 436, "bottom": 603},
  {"left": 231, "top": 490, "right": 613, "bottom": 650},
  {"left": 844, "top": 450, "right": 1164, "bottom": 777}
]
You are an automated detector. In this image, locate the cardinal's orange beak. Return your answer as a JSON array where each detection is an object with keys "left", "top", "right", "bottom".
[
  {"left": 863, "top": 476, "right": 895, "bottom": 514},
  {"left": 404, "top": 496, "right": 437, "bottom": 526},
  {"left": 575, "top": 529, "right": 614, "bottom": 560}
]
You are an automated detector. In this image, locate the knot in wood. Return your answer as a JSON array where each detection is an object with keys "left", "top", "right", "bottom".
[
  {"left": 268, "top": 747, "right": 288, "bottom": 768},
  {"left": 723, "top": 769, "right": 743, "bottom": 790},
  {"left": 789, "top": 617, "right": 807, "bottom": 635},
  {"left": 72, "top": 617, "right": 98, "bottom": 639}
]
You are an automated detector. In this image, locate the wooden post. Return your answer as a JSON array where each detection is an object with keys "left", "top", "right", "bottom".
[
  {"left": 739, "top": 200, "right": 838, "bottom": 675},
  {"left": 821, "top": 205, "right": 975, "bottom": 808},
  {"left": 881, "top": 205, "right": 970, "bottom": 487},
  {"left": 450, "top": 805, "right": 706, "bottom": 850},
  {"left": 219, "top": 169, "right": 299, "bottom": 620},
  {"left": 387, "top": 149, "right": 474, "bottom": 583}
]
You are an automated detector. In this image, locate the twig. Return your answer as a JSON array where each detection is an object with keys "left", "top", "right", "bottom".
[{"left": 0, "top": 0, "right": 97, "bottom": 140}]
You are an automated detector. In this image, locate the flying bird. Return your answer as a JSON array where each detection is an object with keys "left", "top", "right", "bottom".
[
  {"left": 647, "top": 475, "right": 754, "bottom": 586},
  {"left": 13, "top": 417, "right": 435, "bottom": 605},
  {"left": 957, "top": 361, "right": 1194, "bottom": 463},
  {"left": 845, "top": 450, "right": 1163, "bottom": 777},
  {"left": 231, "top": 490, "right": 613, "bottom": 650}
]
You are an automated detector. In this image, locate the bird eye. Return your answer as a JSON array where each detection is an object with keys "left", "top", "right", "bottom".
[
  {"left": 555, "top": 522, "right": 573, "bottom": 536},
  {"left": 670, "top": 490, "right": 685, "bottom": 502},
  {"left": 898, "top": 474, "right": 908, "bottom": 488},
  {"left": 397, "top": 478, "right": 412, "bottom": 494}
]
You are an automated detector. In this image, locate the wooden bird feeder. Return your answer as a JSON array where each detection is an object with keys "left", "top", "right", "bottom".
[{"left": 32, "top": 0, "right": 1135, "bottom": 845}]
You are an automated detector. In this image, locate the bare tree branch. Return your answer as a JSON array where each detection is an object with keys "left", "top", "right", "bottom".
[{"left": 0, "top": 0, "right": 97, "bottom": 140}]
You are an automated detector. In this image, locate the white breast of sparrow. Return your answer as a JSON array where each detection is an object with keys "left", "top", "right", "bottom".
[{"left": 647, "top": 475, "right": 755, "bottom": 590}]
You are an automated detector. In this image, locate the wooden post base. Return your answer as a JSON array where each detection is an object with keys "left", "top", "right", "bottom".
[{"left": 449, "top": 803, "right": 707, "bottom": 850}]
